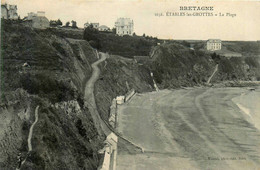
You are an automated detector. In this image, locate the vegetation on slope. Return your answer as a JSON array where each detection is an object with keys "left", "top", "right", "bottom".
[
  {"left": 94, "top": 55, "right": 153, "bottom": 120},
  {"left": 223, "top": 41, "right": 260, "bottom": 56},
  {"left": 149, "top": 43, "right": 215, "bottom": 88},
  {"left": 213, "top": 54, "right": 260, "bottom": 81},
  {"left": 1, "top": 19, "right": 260, "bottom": 170},
  {"left": 83, "top": 26, "right": 159, "bottom": 58},
  {"left": 149, "top": 42, "right": 260, "bottom": 89},
  {"left": 1, "top": 20, "right": 103, "bottom": 170}
]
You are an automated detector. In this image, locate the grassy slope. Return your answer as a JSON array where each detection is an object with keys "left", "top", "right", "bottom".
[
  {"left": 222, "top": 41, "right": 260, "bottom": 56},
  {"left": 149, "top": 42, "right": 260, "bottom": 88},
  {"left": 150, "top": 43, "right": 215, "bottom": 88},
  {"left": 94, "top": 56, "right": 153, "bottom": 121},
  {"left": 2, "top": 20, "right": 103, "bottom": 170},
  {"left": 83, "top": 28, "right": 159, "bottom": 58}
]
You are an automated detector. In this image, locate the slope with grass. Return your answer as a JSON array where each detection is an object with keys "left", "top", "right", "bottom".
[
  {"left": 1, "top": 20, "right": 103, "bottom": 170},
  {"left": 149, "top": 42, "right": 260, "bottom": 89}
]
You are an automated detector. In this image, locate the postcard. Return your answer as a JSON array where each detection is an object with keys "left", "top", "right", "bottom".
[{"left": 0, "top": 0, "right": 259, "bottom": 170}]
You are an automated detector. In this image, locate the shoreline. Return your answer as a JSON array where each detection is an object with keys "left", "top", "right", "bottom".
[{"left": 231, "top": 88, "right": 260, "bottom": 131}]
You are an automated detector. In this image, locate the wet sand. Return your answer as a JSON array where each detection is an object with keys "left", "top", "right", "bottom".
[{"left": 117, "top": 87, "right": 260, "bottom": 170}]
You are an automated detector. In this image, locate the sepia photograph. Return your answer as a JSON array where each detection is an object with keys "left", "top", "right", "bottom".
[{"left": 0, "top": 0, "right": 260, "bottom": 169}]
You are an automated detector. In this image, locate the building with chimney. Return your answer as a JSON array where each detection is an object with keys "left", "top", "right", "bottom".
[
  {"left": 115, "top": 18, "right": 134, "bottom": 36},
  {"left": 1, "top": 3, "right": 18, "bottom": 20}
]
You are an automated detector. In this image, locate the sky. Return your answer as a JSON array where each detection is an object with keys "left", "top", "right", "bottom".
[{"left": 2, "top": 0, "right": 260, "bottom": 41}]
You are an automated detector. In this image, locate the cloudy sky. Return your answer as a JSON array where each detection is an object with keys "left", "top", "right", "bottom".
[{"left": 3, "top": 0, "right": 260, "bottom": 40}]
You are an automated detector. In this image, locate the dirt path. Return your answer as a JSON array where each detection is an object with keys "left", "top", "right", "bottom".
[
  {"left": 84, "top": 53, "right": 107, "bottom": 94},
  {"left": 207, "top": 64, "right": 218, "bottom": 84},
  {"left": 151, "top": 72, "right": 159, "bottom": 92},
  {"left": 82, "top": 51, "right": 144, "bottom": 154},
  {"left": 83, "top": 52, "right": 111, "bottom": 135},
  {"left": 17, "top": 106, "right": 39, "bottom": 170},
  {"left": 27, "top": 106, "right": 39, "bottom": 151}
]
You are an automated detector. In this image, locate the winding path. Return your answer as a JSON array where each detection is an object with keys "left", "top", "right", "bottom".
[
  {"left": 27, "top": 106, "right": 39, "bottom": 151},
  {"left": 207, "top": 64, "right": 218, "bottom": 84},
  {"left": 83, "top": 51, "right": 144, "bottom": 151},
  {"left": 83, "top": 52, "right": 110, "bottom": 135},
  {"left": 17, "top": 106, "right": 39, "bottom": 170},
  {"left": 84, "top": 53, "right": 107, "bottom": 94}
]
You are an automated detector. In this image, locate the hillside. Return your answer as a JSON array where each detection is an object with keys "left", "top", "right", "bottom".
[
  {"left": 149, "top": 43, "right": 215, "bottom": 88},
  {"left": 1, "top": 20, "right": 103, "bottom": 170},
  {"left": 94, "top": 55, "right": 153, "bottom": 120},
  {"left": 83, "top": 27, "right": 159, "bottom": 58},
  {"left": 148, "top": 42, "right": 260, "bottom": 89},
  {"left": 1, "top": 20, "right": 156, "bottom": 170},
  {"left": 1, "top": 20, "right": 260, "bottom": 170}
]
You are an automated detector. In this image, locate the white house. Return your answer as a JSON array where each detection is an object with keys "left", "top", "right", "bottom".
[
  {"left": 207, "top": 39, "right": 222, "bottom": 51},
  {"left": 98, "top": 25, "right": 110, "bottom": 31},
  {"left": 84, "top": 22, "right": 99, "bottom": 29},
  {"left": 115, "top": 18, "right": 134, "bottom": 36},
  {"left": 26, "top": 11, "right": 49, "bottom": 29},
  {"left": 27, "top": 12, "right": 37, "bottom": 20}
]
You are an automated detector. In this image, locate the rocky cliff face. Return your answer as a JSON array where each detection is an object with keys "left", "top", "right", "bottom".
[
  {"left": 0, "top": 89, "right": 33, "bottom": 169},
  {"left": 150, "top": 43, "right": 216, "bottom": 88}
]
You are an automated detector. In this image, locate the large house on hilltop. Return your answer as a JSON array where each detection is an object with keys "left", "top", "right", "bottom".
[
  {"left": 25, "top": 11, "right": 50, "bottom": 29},
  {"left": 207, "top": 39, "right": 222, "bottom": 51},
  {"left": 1, "top": 3, "right": 18, "bottom": 20},
  {"left": 115, "top": 18, "right": 134, "bottom": 36}
]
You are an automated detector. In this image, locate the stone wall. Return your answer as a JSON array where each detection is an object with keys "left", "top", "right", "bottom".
[
  {"left": 125, "top": 89, "right": 135, "bottom": 102},
  {"left": 98, "top": 133, "right": 118, "bottom": 170}
]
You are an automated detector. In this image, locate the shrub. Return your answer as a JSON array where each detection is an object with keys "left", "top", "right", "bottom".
[
  {"left": 20, "top": 73, "right": 75, "bottom": 103},
  {"left": 83, "top": 28, "right": 157, "bottom": 57}
]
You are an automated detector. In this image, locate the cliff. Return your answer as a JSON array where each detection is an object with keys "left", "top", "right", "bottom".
[
  {"left": 1, "top": 20, "right": 103, "bottom": 170},
  {"left": 149, "top": 42, "right": 260, "bottom": 89}
]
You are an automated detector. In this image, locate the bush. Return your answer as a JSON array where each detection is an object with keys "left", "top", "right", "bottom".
[
  {"left": 52, "top": 41, "right": 66, "bottom": 56},
  {"left": 83, "top": 29, "right": 156, "bottom": 57},
  {"left": 20, "top": 73, "right": 75, "bottom": 103},
  {"left": 245, "top": 57, "right": 260, "bottom": 68},
  {"left": 83, "top": 25, "right": 99, "bottom": 41}
]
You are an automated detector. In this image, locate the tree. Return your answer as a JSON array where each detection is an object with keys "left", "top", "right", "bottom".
[
  {"left": 65, "top": 21, "right": 70, "bottom": 27},
  {"left": 142, "top": 33, "right": 146, "bottom": 37},
  {"left": 57, "top": 19, "right": 62, "bottom": 26},
  {"left": 71, "top": 20, "right": 78, "bottom": 28},
  {"left": 83, "top": 25, "right": 101, "bottom": 49},
  {"left": 133, "top": 32, "right": 136, "bottom": 36},
  {"left": 112, "top": 28, "right": 116, "bottom": 34},
  {"left": 50, "top": 20, "right": 57, "bottom": 27},
  {"left": 49, "top": 19, "right": 63, "bottom": 27},
  {"left": 182, "top": 40, "right": 190, "bottom": 47},
  {"left": 83, "top": 25, "right": 99, "bottom": 41}
]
